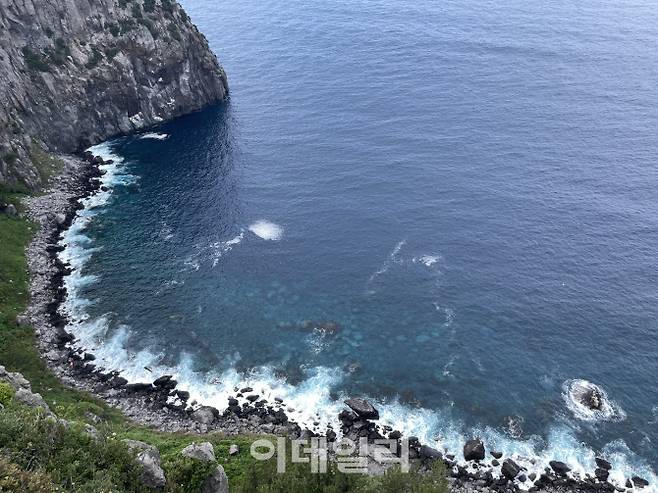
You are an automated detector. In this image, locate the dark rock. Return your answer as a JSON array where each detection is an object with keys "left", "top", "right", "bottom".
[
  {"left": 246, "top": 394, "right": 259, "bottom": 402},
  {"left": 240, "top": 387, "right": 253, "bottom": 393},
  {"left": 228, "top": 397, "right": 239, "bottom": 407},
  {"left": 153, "top": 375, "right": 173, "bottom": 387},
  {"left": 595, "top": 458, "right": 612, "bottom": 470},
  {"left": 595, "top": 468, "right": 609, "bottom": 481},
  {"left": 632, "top": 476, "right": 649, "bottom": 488},
  {"left": 491, "top": 451, "right": 503, "bottom": 459},
  {"left": 463, "top": 439, "right": 485, "bottom": 461},
  {"left": 549, "top": 461, "right": 571, "bottom": 476},
  {"left": 389, "top": 430, "right": 402, "bottom": 440},
  {"left": 582, "top": 387, "right": 604, "bottom": 410},
  {"left": 176, "top": 390, "right": 190, "bottom": 402},
  {"left": 491, "top": 459, "right": 499, "bottom": 467},
  {"left": 518, "top": 474, "right": 527, "bottom": 483},
  {"left": 501, "top": 459, "right": 521, "bottom": 480},
  {"left": 82, "top": 352, "right": 95, "bottom": 361},
  {"left": 344, "top": 397, "right": 379, "bottom": 420},
  {"left": 419, "top": 445, "right": 442, "bottom": 461},
  {"left": 126, "top": 383, "right": 154, "bottom": 393}
]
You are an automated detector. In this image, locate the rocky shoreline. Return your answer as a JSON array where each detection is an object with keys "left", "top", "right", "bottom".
[{"left": 21, "top": 153, "right": 651, "bottom": 493}]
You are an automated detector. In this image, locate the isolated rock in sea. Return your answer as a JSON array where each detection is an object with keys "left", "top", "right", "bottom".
[
  {"left": 595, "top": 457, "right": 612, "bottom": 470},
  {"left": 581, "top": 387, "right": 603, "bottom": 410},
  {"left": 501, "top": 458, "right": 521, "bottom": 480},
  {"left": 182, "top": 442, "right": 216, "bottom": 462},
  {"left": 344, "top": 397, "right": 379, "bottom": 420},
  {"left": 463, "top": 439, "right": 485, "bottom": 461},
  {"left": 0, "top": 0, "right": 228, "bottom": 189},
  {"left": 123, "top": 439, "right": 166, "bottom": 489}
]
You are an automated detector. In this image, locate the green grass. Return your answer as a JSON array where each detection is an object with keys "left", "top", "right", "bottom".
[{"left": 0, "top": 185, "right": 448, "bottom": 492}]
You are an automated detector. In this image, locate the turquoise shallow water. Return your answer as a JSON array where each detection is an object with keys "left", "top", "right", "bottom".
[{"left": 60, "top": 0, "right": 658, "bottom": 487}]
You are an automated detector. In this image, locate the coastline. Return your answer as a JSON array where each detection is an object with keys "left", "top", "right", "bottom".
[{"left": 20, "top": 150, "right": 652, "bottom": 493}]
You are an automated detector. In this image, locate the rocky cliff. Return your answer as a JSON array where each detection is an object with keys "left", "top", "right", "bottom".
[{"left": 0, "top": 0, "right": 228, "bottom": 188}]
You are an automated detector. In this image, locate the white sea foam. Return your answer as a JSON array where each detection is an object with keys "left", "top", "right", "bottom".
[
  {"left": 138, "top": 132, "right": 169, "bottom": 140},
  {"left": 413, "top": 254, "right": 440, "bottom": 267},
  {"left": 248, "top": 220, "right": 284, "bottom": 241}
]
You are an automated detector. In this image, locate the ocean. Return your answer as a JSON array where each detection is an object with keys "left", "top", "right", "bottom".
[{"left": 59, "top": 0, "right": 658, "bottom": 487}]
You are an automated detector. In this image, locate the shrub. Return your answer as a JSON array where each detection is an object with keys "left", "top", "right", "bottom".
[
  {"left": 21, "top": 46, "right": 50, "bottom": 72},
  {"left": 0, "top": 405, "right": 149, "bottom": 492},
  {"left": 0, "top": 457, "right": 56, "bottom": 493},
  {"left": 165, "top": 456, "right": 217, "bottom": 493},
  {"left": 0, "top": 382, "right": 14, "bottom": 406},
  {"left": 2, "top": 151, "right": 18, "bottom": 166},
  {"left": 85, "top": 48, "right": 103, "bottom": 69},
  {"left": 106, "top": 22, "right": 121, "bottom": 36},
  {"left": 143, "top": 0, "right": 156, "bottom": 13}
]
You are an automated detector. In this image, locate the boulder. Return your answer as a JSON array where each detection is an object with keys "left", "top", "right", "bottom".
[
  {"left": 153, "top": 375, "right": 176, "bottom": 389},
  {"left": 419, "top": 445, "right": 442, "bottom": 461},
  {"left": 595, "top": 468, "right": 609, "bottom": 481},
  {"left": 463, "top": 439, "right": 485, "bottom": 461},
  {"left": 123, "top": 440, "right": 166, "bottom": 489},
  {"left": 501, "top": 459, "right": 521, "bottom": 480},
  {"left": 595, "top": 457, "right": 612, "bottom": 470},
  {"left": 229, "top": 444, "right": 239, "bottom": 456},
  {"left": 491, "top": 451, "right": 503, "bottom": 459},
  {"left": 182, "top": 442, "right": 216, "bottom": 462},
  {"left": 201, "top": 465, "right": 229, "bottom": 493},
  {"left": 581, "top": 388, "right": 603, "bottom": 410},
  {"left": 191, "top": 406, "right": 217, "bottom": 425},
  {"left": 344, "top": 397, "right": 379, "bottom": 420},
  {"left": 14, "top": 388, "right": 51, "bottom": 413},
  {"left": 3, "top": 204, "right": 17, "bottom": 216},
  {"left": 549, "top": 460, "right": 571, "bottom": 476},
  {"left": 632, "top": 476, "right": 649, "bottom": 488}
]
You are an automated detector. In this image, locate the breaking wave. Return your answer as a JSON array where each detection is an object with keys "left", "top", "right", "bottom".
[{"left": 248, "top": 220, "right": 284, "bottom": 241}]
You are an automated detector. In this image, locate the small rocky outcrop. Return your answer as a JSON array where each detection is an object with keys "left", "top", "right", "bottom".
[
  {"left": 123, "top": 439, "right": 166, "bottom": 489},
  {"left": 344, "top": 397, "right": 379, "bottom": 420},
  {"left": 179, "top": 442, "right": 228, "bottom": 493},
  {"left": 463, "top": 438, "right": 485, "bottom": 461}
]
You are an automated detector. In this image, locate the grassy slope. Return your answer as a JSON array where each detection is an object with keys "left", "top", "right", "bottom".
[{"left": 0, "top": 189, "right": 448, "bottom": 493}]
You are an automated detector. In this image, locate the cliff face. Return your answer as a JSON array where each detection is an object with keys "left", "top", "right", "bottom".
[{"left": 0, "top": 0, "right": 228, "bottom": 188}]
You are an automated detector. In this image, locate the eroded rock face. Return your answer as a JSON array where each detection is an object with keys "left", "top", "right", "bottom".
[{"left": 0, "top": 0, "right": 228, "bottom": 188}]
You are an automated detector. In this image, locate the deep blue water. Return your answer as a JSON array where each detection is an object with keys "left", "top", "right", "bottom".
[{"left": 61, "top": 0, "right": 658, "bottom": 486}]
